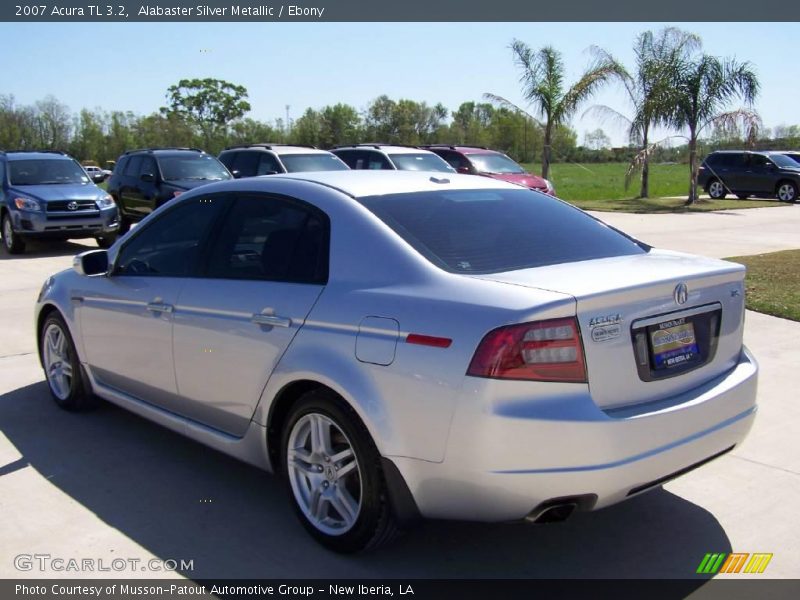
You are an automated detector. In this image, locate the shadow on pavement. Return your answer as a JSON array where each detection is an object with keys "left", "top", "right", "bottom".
[
  {"left": 1, "top": 381, "right": 730, "bottom": 585},
  {"left": 0, "top": 239, "right": 93, "bottom": 260}
]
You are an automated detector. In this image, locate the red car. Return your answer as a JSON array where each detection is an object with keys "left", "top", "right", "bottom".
[{"left": 423, "top": 145, "right": 555, "bottom": 195}]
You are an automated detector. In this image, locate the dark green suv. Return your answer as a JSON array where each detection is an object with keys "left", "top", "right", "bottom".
[{"left": 698, "top": 150, "right": 800, "bottom": 202}]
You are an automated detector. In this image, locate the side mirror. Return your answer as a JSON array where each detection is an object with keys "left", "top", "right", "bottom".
[
  {"left": 73, "top": 249, "right": 109, "bottom": 277},
  {"left": 231, "top": 170, "right": 242, "bottom": 179},
  {"left": 140, "top": 172, "right": 155, "bottom": 182},
  {"left": 457, "top": 166, "right": 471, "bottom": 174}
]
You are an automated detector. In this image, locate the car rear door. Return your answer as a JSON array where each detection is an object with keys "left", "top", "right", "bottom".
[
  {"left": 78, "top": 197, "right": 226, "bottom": 409},
  {"left": 171, "top": 192, "right": 328, "bottom": 436},
  {"left": 740, "top": 154, "right": 775, "bottom": 195}
]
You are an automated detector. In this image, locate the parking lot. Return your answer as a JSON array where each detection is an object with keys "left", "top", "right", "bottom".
[{"left": 1, "top": 204, "right": 799, "bottom": 579}]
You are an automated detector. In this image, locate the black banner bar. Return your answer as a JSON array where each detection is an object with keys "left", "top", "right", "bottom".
[
  {"left": 1, "top": 0, "right": 797, "bottom": 22},
  {"left": 4, "top": 580, "right": 800, "bottom": 600}
]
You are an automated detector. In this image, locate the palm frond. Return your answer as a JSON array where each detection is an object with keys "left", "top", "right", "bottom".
[
  {"left": 482, "top": 93, "right": 544, "bottom": 128},
  {"left": 623, "top": 135, "right": 686, "bottom": 191}
]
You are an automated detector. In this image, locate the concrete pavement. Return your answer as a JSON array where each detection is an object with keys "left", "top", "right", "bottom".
[{"left": 0, "top": 208, "right": 798, "bottom": 579}]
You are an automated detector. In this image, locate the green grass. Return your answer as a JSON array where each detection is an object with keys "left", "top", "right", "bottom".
[
  {"left": 519, "top": 162, "right": 789, "bottom": 212},
  {"left": 726, "top": 250, "right": 800, "bottom": 322}
]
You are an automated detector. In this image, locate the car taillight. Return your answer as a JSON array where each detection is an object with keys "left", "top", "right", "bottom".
[{"left": 467, "top": 317, "right": 587, "bottom": 382}]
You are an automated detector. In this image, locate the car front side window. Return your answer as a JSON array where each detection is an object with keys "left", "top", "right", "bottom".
[{"left": 115, "top": 197, "right": 226, "bottom": 277}]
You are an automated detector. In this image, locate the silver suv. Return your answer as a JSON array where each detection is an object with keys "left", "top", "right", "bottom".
[{"left": 331, "top": 144, "right": 455, "bottom": 173}]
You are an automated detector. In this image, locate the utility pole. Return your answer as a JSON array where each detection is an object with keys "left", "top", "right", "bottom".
[{"left": 285, "top": 105, "right": 291, "bottom": 137}]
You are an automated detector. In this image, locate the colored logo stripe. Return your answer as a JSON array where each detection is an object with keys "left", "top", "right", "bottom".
[
  {"left": 744, "top": 553, "right": 773, "bottom": 574},
  {"left": 697, "top": 553, "right": 726, "bottom": 574}
]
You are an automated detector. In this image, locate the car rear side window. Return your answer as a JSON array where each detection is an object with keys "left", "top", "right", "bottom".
[
  {"left": 124, "top": 156, "right": 143, "bottom": 176},
  {"left": 204, "top": 194, "right": 329, "bottom": 284},
  {"left": 359, "top": 189, "right": 646, "bottom": 274}
]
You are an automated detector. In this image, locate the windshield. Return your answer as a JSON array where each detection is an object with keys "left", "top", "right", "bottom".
[
  {"left": 280, "top": 153, "right": 349, "bottom": 173},
  {"left": 467, "top": 153, "right": 525, "bottom": 174},
  {"left": 8, "top": 159, "right": 91, "bottom": 185},
  {"left": 770, "top": 154, "right": 800, "bottom": 168},
  {"left": 358, "top": 189, "right": 645, "bottom": 274},
  {"left": 160, "top": 155, "right": 232, "bottom": 181},
  {"left": 388, "top": 153, "right": 454, "bottom": 173}
]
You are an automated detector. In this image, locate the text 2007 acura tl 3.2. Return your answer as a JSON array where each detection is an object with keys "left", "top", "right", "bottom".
[{"left": 35, "top": 171, "right": 757, "bottom": 552}]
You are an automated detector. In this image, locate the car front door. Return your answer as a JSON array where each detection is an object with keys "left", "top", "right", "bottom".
[
  {"left": 171, "top": 193, "right": 328, "bottom": 436},
  {"left": 78, "top": 197, "right": 226, "bottom": 409}
]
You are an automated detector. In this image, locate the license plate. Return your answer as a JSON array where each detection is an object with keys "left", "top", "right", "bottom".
[{"left": 650, "top": 319, "right": 700, "bottom": 369}]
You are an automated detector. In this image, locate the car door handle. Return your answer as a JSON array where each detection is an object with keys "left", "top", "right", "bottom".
[
  {"left": 251, "top": 313, "right": 292, "bottom": 328},
  {"left": 146, "top": 302, "right": 174, "bottom": 314}
]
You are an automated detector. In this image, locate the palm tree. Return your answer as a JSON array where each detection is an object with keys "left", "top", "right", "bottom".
[
  {"left": 485, "top": 42, "right": 623, "bottom": 180},
  {"left": 585, "top": 28, "right": 700, "bottom": 198},
  {"left": 666, "top": 55, "right": 759, "bottom": 204}
]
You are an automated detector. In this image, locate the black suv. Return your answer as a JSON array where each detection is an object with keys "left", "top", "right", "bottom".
[
  {"left": 107, "top": 148, "right": 231, "bottom": 233},
  {"left": 218, "top": 144, "right": 349, "bottom": 177},
  {"left": 698, "top": 150, "right": 800, "bottom": 202}
]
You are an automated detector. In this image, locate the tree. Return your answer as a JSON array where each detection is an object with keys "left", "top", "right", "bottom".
[
  {"left": 162, "top": 78, "right": 251, "bottom": 150},
  {"left": 666, "top": 55, "right": 759, "bottom": 204},
  {"left": 584, "top": 128, "right": 611, "bottom": 150},
  {"left": 485, "top": 41, "right": 623, "bottom": 179},
  {"left": 585, "top": 28, "right": 700, "bottom": 197}
]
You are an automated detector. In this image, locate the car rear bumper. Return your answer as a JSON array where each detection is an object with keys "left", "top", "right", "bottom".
[{"left": 388, "top": 346, "right": 758, "bottom": 521}]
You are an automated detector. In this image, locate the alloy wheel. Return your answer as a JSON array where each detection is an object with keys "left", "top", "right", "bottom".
[
  {"left": 43, "top": 322, "right": 73, "bottom": 401},
  {"left": 286, "top": 412, "right": 363, "bottom": 536}
]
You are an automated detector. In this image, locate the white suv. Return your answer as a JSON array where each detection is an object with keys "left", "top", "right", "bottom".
[
  {"left": 219, "top": 144, "right": 349, "bottom": 177},
  {"left": 331, "top": 144, "right": 455, "bottom": 173}
]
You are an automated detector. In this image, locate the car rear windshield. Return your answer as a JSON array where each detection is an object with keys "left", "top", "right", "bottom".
[
  {"left": 387, "top": 153, "right": 453, "bottom": 173},
  {"left": 8, "top": 159, "right": 90, "bottom": 185},
  {"left": 466, "top": 153, "right": 525, "bottom": 174},
  {"left": 159, "top": 155, "right": 232, "bottom": 181},
  {"left": 358, "top": 189, "right": 646, "bottom": 274},
  {"left": 280, "top": 153, "right": 349, "bottom": 173}
]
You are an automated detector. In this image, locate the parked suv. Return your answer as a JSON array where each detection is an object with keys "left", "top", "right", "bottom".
[
  {"left": 331, "top": 144, "right": 454, "bottom": 173},
  {"left": 698, "top": 150, "right": 800, "bottom": 202},
  {"left": 107, "top": 148, "right": 231, "bottom": 233},
  {"left": 219, "top": 144, "right": 349, "bottom": 177},
  {"left": 0, "top": 150, "right": 119, "bottom": 254},
  {"left": 82, "top": 165, "right": 106, "bottom": 183},
  {"left": 423, "top": 145, "right": 555, "bottom": 195}
]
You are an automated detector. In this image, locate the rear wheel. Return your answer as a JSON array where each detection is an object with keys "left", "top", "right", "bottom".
[
  {"left": 40, "top": 313, "right": 96, "bottom": 411},
  {"left": 2, "top": 213, "right": 26, "bottom": 254},
  {"left": 281, "top": 389, "right": 397, "bottom": 552},
  {"left": 777, "top": 181, "right": 798, "bottom": 203},
  {"left": 707, "top": 179, "right": 726, "bottom": 199},
  {"left": 116, "top": 202, "right": 130, "bottom": 235}
]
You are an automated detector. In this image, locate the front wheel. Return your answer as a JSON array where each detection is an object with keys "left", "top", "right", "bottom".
[
  {"left": 40, "top": 313, "right": 96, "bottom": 411},
  {"left": 707, "top": 179, "right": 727, "bottom": 199},
  {"left": 95, "top": 234, "right": 117, "bottom": 249},
  {"left": 2, "top": 214, "right": 26, "bottom": 254},
  {"left": 777, "top": 181, "right": 798, "bottom": 203},
  {"left": 281, "top": 389, "right": 397, "bottom": 552}
]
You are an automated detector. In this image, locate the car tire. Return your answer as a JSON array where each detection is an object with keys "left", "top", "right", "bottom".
[
  {"left": 2, "top": 213, "right": 26, "bottom": 254},
  {"left": 40, "top": 312, "right": 97, "bottom": 411},
  {"left": 281, "top": 389, "right": 398, "bottom": 553},
  {"left": 707, "top": 179, "right": 726, "bottom": 199},
  {"left": 95, "top": 234, "right": 117, "bottom": 249},
  {"left": 776, "top": 181, "right": 798, "bottom": 203},
  {"left": 117, "top": 212, "right": 130, "bottom": 235}
]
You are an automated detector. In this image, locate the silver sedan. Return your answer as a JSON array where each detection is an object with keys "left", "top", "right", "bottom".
[{"left": 35, "top": 171, "right": 758, "bottom": 552}]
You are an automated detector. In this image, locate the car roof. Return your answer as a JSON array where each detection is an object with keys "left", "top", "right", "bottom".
[
  {"left": 425, "top": 145, "right": 498, "bottom": 155},
  {"left": 265, "top": 169, "right": 522, "bottom": 198},
  {"left": 332, "top": 145, "right": 438, "bottom": 155},
  {"left": 221, "top": 144, "right": 330, "bottom": 155},
  {"left": 4, "top": 151, "right": 72, "bottom": 161},
  {"left": 123, "top": 147, "right": 206, "bottom": 156}
]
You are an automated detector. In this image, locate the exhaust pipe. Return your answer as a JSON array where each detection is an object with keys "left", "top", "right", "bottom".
[{"left": 524, "top": 494, "right": 597, "bottom": 524}]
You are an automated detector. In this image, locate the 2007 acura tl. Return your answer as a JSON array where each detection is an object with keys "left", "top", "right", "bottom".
[{"left": 35, "top": 171, "right": 757, "bottom": 552}]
